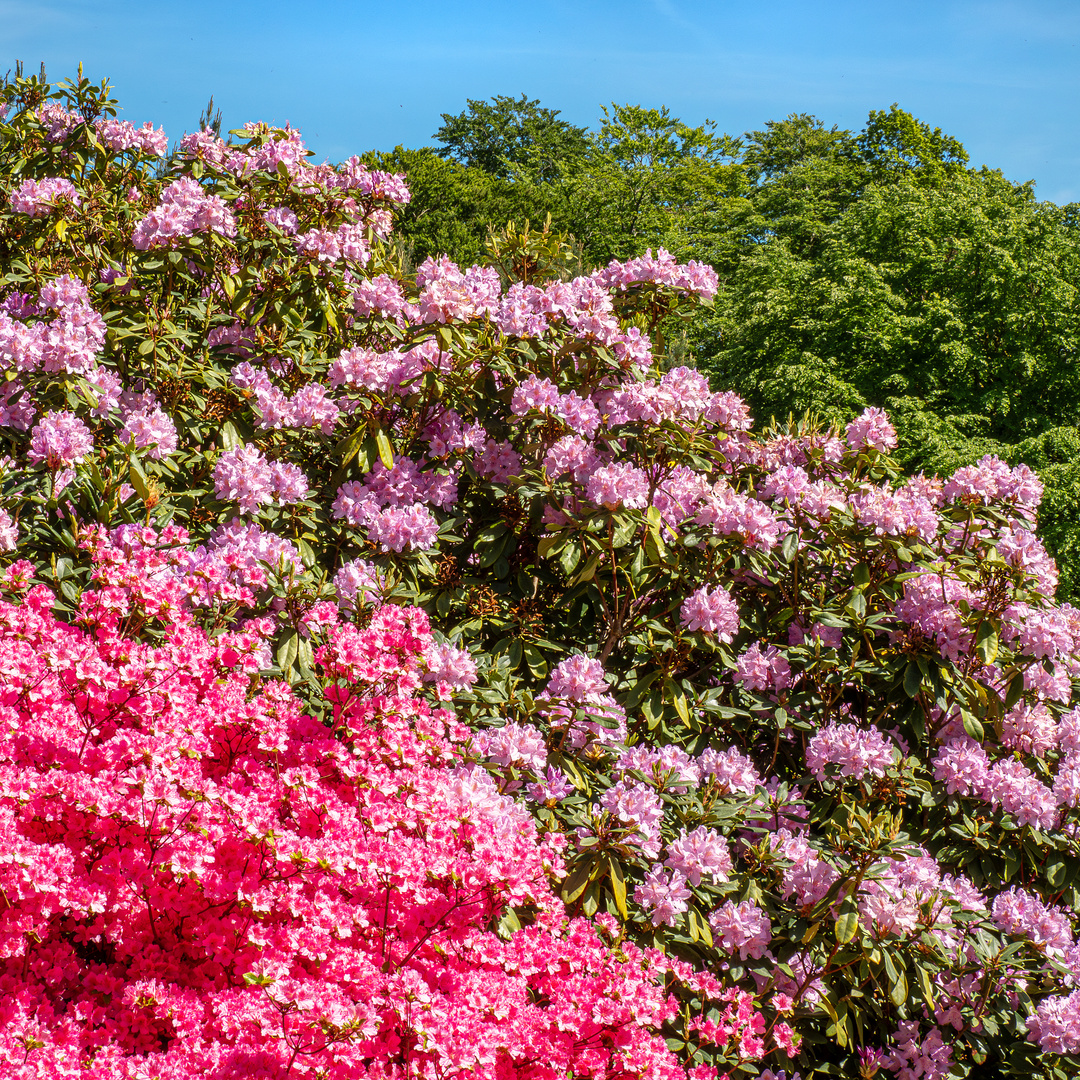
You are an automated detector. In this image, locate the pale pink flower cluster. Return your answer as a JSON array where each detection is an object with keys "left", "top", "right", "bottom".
[
  {"left": 1001, "top": 701, "right": 1059, "bottom": 756},
  {"left": 335, "top": 155, "right": 412, "bottom": 203},
  {"left": 708, "top": 900, "right": 772, "bottom": 960},
  {"left": 771, "top": 829, "right": 841, "bottom": 908},
  {"left": 1028, "top": 989, "right": 1080, "bottom": 1056},
  {"left": 600, "top": 367, "right": 753, "bottom": 432},
  {"left": 597, "top": 247, "right": 719, "bottom": 300},
  {"left": 538, "top": 654, "right": 627, "bottom": 750},
  {"left": 894, "top": 571, "right": 979, "bottom": 662},
  {"left": 788, "top": 621, "right": 843, "bottom": 649},
  {"left": 856, "top": 853, "right": 972, "bottom": 939},
  {"left": 665, "top": 826, "right": 733, "bottom": 885},
  {"left": 9, "top": 176, "right": 81, "bottom": 216},
  {"left": 529, "top": 765, "right": 575, "bottom": 802},
  {"left": 932, "top": 738, "right": 1060, "bottom": 828},
  {"left": 35, "top": 101, "right": 84, "bottom": 140},
  {"left": 212, "top": 444, "right": 309, "bottom": 513},
  {"left": 617, "top": 743, "right": 701, "bottom": 792},
  {"left": 27, "top": 410, "right": 94, "bottom": 468},
  {"left": 997, "top": 520, "right": 1059, "bottom": 593},
  {"left": 179, "top": 131, "right": 410, "bottom": 206},
  {"left": 849, "top": 485, "right": 939, "bottom": 542},
  {"left": 0, "top": 508, "right": 18, "bottom": 551},
  {"left": 424, "top": 640, "right": 479, "bottom": 698},
  {"left": 635, "top": 864, "right": 693, "bottom": 926},
  {"left": 649, "top": 464, "right": 712, "bottom": 526},
  {"left": 694, "top": 481, "right": 782, "bottom": 551},
  {"left": 698, "top": 746, "right": 764, "bottom": 796},
  {"left": 95, "top": 117, "right": 168, "bottom": 155},
  {"left": 332, "top": 483, "right": 441, "bottom": 552},
  {"left": 478, "top": 720, "right": 548, "bottom": 772},
  {"left": 422, "top": 408, "right": 487, "bottom": 457},
  {"left": 475, "top": 438, "right": 522, "bottom": 484},
  {"left": 332, "top": 557, "right": 384, "bottom": 610},
  {"left": 511, "top": 374, "right": 602, "bottom": 437},
  {"left": 735, "top": 642, "right": 792, "bottom": 694},
  {"left": 806, "top": 722, "right": 897, "bottom": 783},
  {"left": 416, "top": 256, "right": 501, "bottom": 323},
  {"left": 132, "top": 176, "right": 237, "bottom": 249},
  {"left": 885, "top": 1022, "right": 953, "bottom": 1080},
  {"left": 233, "top": 367, "right": 341, "bottom": 435},
  {"left": 600, "top": 779, "right": 666, "bottom": 856},
  {"left": 352, "top": 272, "right": 419, "bottom": 324},
  {"left": 942, "top": 454, "right": 1043, "bottom": 512},
  {"left": 585, "top": 460, "right": 651, "bottom": 509},
  {"left": 0, "top": 274, "right": 105, "bottom": 380},
  {"left": 262, "top": 204, "right": 299, "bottom": 233},
  {"left": 680, "top": 584, "right": 740, "bottom": 639},
  {"left": 845, "top": 407, "right": 897, "bottom": 452},
  {"left": 119, "top": 404, "right": 177, "bottom": 459},
  {"left": 357, "top": 458, "right": 458, "bottom": 509},
  {"left": 992, "top": 887, "right": 1074, "bottom": 955},
  {"left": 543, "top": 433, "right": 604, "bottom": 481},
  {"left": 294, "top": 222, "right": 370, "bottom": 265},
  {"left": 327, "top": 343, "right": 427, "bottom": 395}
]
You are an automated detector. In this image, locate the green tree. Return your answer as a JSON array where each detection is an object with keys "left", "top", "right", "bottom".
[
  {"left": 563, "top": 103, "right": 746, "bottom": 265},
  {"left": 433, "top": 93, "right": 588, "bottom": 182},
  {"left": 363, "top": 145, "right": 567, "bottom": 267}
]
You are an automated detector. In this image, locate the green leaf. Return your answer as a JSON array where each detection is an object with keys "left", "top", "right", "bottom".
[
  {"left": 607, "top": 857, "right": 628, "bottom": 920},
  {"left": 834, "top": 909, "right": 859, "bottom": 944},
  {"left": 537, "top": 534, "right": 562, "bottom": 560},
  {"left": 845, "top": 588, "right": 867, "bottom": 619},
  {"left": 961, "top": 711, "right": 984, "bottom": 741},
  {"left": 561, "top": 858, "right": 598, "bottom": 904},
  {"left": 128, "top": 461, "right": 151, "bottom": 503},
  {"left": 903, "top": 663, "right": 923, "bottom": 699},
  {"left": 220, "top": 420, "right": 240, "bottom": 451},
  {"left": 374, "top": 426, "right": 394, "bottom": 470},
  {"left": 976, "top": 621, "right": 1000, "bottom": 665},
  {"left": 780, "top": 530, "right": 799, "bottom": 562},
  {"left": 276, "top": 631, "right": 299, "bottom": 675},
  {"left": 332, "top": 425, "right": 369, "bottom": 468}
]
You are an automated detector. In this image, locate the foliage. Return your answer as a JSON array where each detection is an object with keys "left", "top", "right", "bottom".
[
  {"left": 433, "top": 93, "right": 589, "bottom": 183},
  {"left": 4, "top": 71, "right": 1080, "bottom": 1080}
]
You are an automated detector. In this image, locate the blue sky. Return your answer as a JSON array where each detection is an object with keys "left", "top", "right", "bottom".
[{"left": 6, "top": 0, "right": 1080, "bottom": 202}]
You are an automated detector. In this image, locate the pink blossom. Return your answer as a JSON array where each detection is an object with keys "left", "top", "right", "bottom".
[
  {"left": 424, "top": 640, "right": 479, "bottom": 698},
  {"left": 680, "top": 585, "right": 740, "bottom": 639},
  {"left": 845, "top": 407, "right": 897, "bottom": 452},
  {"left": 806, "top": 722, "right": 896, "bottom": 783},
  {"left": 734, "top": 642, "right": 792, "bottom": 694},
  {"left": 120, "top": 405, "right": 177, "bottom": 459},
  {"left": 9, "top": 177, "right": 80, "bottom": 217},
  {"left": 585, "top": 461, "right": 650, "bottom": 510},
  {"left": 708, "top": 900, "right": 772, "bottom": 960},
  {"left": 635, "top": 865, "right": 692, "bottom": 926},
  {"left": 28, "top": 410, "right": 94, "bottom": 468},
  {"left": 665, "top": 827, "right": 732, "bottom": 885}
]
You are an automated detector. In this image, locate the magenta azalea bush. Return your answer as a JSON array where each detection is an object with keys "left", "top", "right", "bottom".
[
  {"left": 1, "top": 70, "right": 1080, "bottom": 1079},
  {"left": 0, "top": 545, "right": 738, "bottom": 1078}
]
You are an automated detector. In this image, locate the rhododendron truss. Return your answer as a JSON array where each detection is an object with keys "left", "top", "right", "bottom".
[
  {"left": 4, "top": 72, "right": 1080, "bottom": 1080},
  {"left": 0, "top": 561, "right": 732, "bottom": 1079}
]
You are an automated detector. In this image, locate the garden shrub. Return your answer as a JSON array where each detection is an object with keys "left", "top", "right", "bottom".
[{"left": 2, "top": 70, "right": 1080, "bottom": 1079}]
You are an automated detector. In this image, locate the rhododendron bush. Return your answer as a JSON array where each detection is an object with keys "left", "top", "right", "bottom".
[{"left": 3, "top": 71, "right": 1080, "bottom": 1079}]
